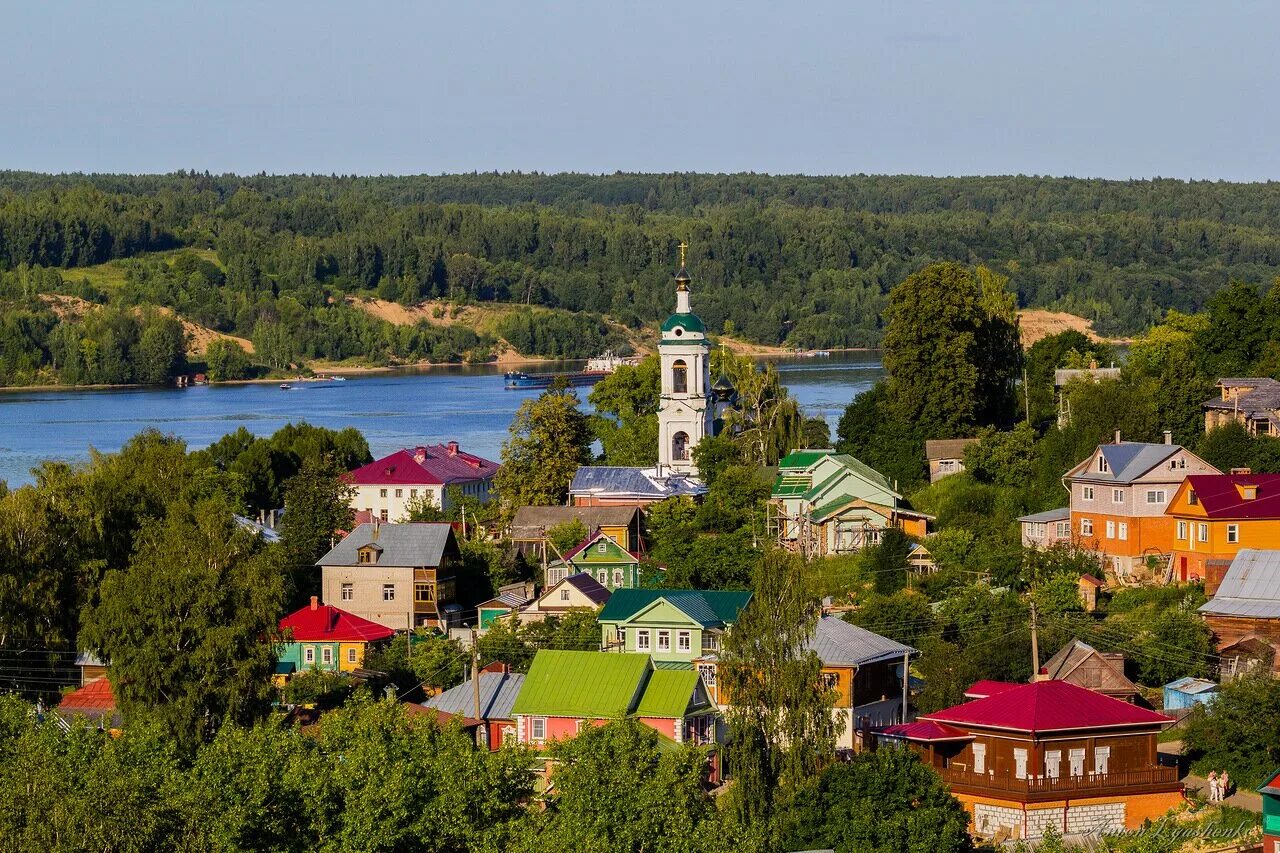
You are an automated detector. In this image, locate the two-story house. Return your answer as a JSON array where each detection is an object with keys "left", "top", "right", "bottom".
[
  {"left": 1065, "top": 433, "right": 1219, "bottom": 579},
  {"left": 1166, "top": 473, "right": 1280, "bottom": 587},
  {"left": 345, "top": 443, "right": 499, "bottom": 522},
  {"left": 1198, "top": 549, "right": 1280, "bottom": 678},
  {"left": 317, "top": 521, "right": 463, "bottom": 631},
  {"left": 769, "top": 449, "right": 930, "bottom": 556},
  {"left": 277, "top": 596, "right": 395, "bottom": 678},
  {"left": 510, "top": 649, "right": 721, "bottom": 780},
  {"left": 596, "top": 588, "right": 753, "bottom": 705},
  {"left": 808, "top": 615, "right": 918, "bottom": 749},
  {"left": 544, "top": 530, "right": 642, "bottom": 590},
  {"left": 880, "top": 679, "right": 1181, "bottom": 840},
  {"left": 517, "top": 573, "right": 611, "bottom": 624},
  {"left": 1203, "top": 377, "right": 1280, "bottom": 436}
]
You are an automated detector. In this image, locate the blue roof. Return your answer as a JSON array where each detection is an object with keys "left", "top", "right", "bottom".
[
  {"left": 569, "top": 466, "right": 706, "bottom": 500},
  {"left": 425, "top": 670, "right": 525, "bottom": 720},
  {"left": 1085, "top": 442, "right": 1181, "bottom": 483}
]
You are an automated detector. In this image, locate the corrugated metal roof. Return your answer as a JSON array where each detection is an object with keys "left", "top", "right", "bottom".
[
  {"left": 509, "top": 505, "right": 639, "bottom": 537},
  {"left": 1164, "top": 677, "right": 1218, "bottom": 695},
  {"left": 317, "top": 522, "right": 456, "bottom": 568},
  {"left": 924, "top": 438, "right": 979, "bottom": 460},
  {"left": 1200, "top": 549, "right": 1280, "bottom": 619},
  {"left": 923, "top": 680, "right": 1172, "bottom": 733},
  {"left": 569, "top": 466, "right": 706, "bottom": 499},
  {"left": 777, "top": 449, "right": 836, "bottom": 471},
  {"left": 1099, "top": 443, "right": 1180, "bottom": 483},
  {"left": 511, "top": 650, "right": 650, "bottom": 717},
  {"left": 1177, "top": 474, "right": 1280, "bottom": 520},
  {"left": 634, "top": 669, "right": 702, "bottom": 717},
  {"left": 425, "top": 671, "right": 525, "bottom": 720},
  {"left": 806, "top": 615, "right": 917, "bottom": 667},
  {"left": 1018, "top": 507, "right": 1070, "bottom": 523},
  {"left": 597, "top": 589, "right": 752, "bottom": 628}
]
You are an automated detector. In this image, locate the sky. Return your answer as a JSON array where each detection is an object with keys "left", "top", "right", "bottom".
[{"left": 4, "top": 1, "right": 1279, "bottom": 180}]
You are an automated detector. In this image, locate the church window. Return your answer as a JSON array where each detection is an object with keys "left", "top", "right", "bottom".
[
  {"left": 672, "top": 359, "right": 688, "bottom": 394},
  {"left": 672, "top": 432, "right": 690, "bottom": 461}
]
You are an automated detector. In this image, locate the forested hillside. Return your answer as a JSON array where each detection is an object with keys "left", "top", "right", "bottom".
[{"left": 2, "top": 170, "right": 1280, "bottom": 385}]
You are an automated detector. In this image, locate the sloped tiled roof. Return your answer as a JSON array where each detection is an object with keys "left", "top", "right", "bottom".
[
  {"left": 317, "top": 522, "right": 455, "bottom": 568},
  {"left": 598, "top": 589, "right": 752, "bottom": 628},
  {"left": 922, "top": 680, "right": 1172, "bottom": 733},
  {"left": 59, "top": 678, "right": 116, "bottom": 711},
  {"left": 425, "top": 671, "right": 525, "bottom": 721},
  {"left": 807, "top": 615, "right": 916, "bottom": 667},
  {"left": 280, "top": 602, "right": 395, "bottom": 643},
  {"left": 345, "top": 446, "right": 499, "bottom": 487},
  {"left": 547, "top": 573, "right": 612, "bottom": 606},
  {"left": 569, "top": 466, "right": 706, "bottom": 500},
  {"left": 1200, "top": 549, "right": 1280, "bottom": 619},
  {"left": 512, "top": 650, "right": 650, "bottom": 717},
  {"left": 478, "top": 591, "right": 532, "bottom": 610},
  {"left": 1177, "top": 474, "right": 1280, "bottom": 520}
]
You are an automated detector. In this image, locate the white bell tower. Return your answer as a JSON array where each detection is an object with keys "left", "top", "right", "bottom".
[{"left": 658, "top": 243, "right": 713, "bottom": 475}]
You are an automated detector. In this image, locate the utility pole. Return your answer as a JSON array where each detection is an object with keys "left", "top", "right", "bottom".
[
  {"left": 1023, "top": 368, "right": 1031, "bottom": 426},
  {"left": 471, "top": 625, "right": 487, "bottom": 750},
  {"left": 901, "top": 650, "right": 910, "bottom": 724},
  {"left": 1029, "top": 600, "right": 1040, "bottom": 681}
]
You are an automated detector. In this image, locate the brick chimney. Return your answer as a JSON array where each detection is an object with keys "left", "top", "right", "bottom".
[
  {"left": 1114, "top": 430, "right": 1122, "bottom": 444},
  {"left": 310, "top": 595, "right": 319, "bottom": 611},
  {"left": 1164, "top": 430, "right": 1173, "bottom": 445},
  {"left": 413, "top": 446, "right": 427, "bottom": 465},
  {"left": 447, "top": 441, "right": 459, "bottom": 456}
]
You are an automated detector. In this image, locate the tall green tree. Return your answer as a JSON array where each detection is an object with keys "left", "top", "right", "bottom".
[
  {"left": 494, "top": 385, "right": 593, "bottom": 507},
  {"left": 278, "top": 459, "right": 355, "bottom": 603},
  {"left": 79, "top": 498, "right": 287, "bottom": 749},
  {"left": 589, "top": 356, "right": 660, "bottom": 466}
]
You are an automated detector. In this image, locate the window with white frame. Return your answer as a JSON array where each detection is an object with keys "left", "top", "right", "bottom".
[
  {"left": 1177, "top": 521, "right": 1188, "bottom": 540},
  {"left": 702, "top": 632, "right": 719, "bottom": 652},
  {"left": 1013, "top": 748, "right": 1028, "bottom": 780},
  {"left": 1056, "top": 521, "right": 1071, "bottom": 538},
  {"left": 341, "top": 582, "right": 353, "bottom": 601},
  {"left": 1112, "top": 488, "right": 1123, "bottom": 504},
  {"left": 1105, "top": 520, "right": 1115, "bottom": 538},
  {"left": 347, "top": 647, "right": 357, "bottom": 664},
  {"left": 1082, "top": 486, "right": 1095, "bottom": 500},
  {"left": 304, "top": 646, "right": 315, "bottom": 664},
  {"left": 972, "top": 742, "right": 986, "bottom": 774},
  {"left": 697, "top": 663, "right": 717, "bottom": 689},
  {"left": 560, "top": 588, "right": 570, "bottom": 601},
  {"left": 1081, "top": 518, "right": 1094, "bottom": 536},
  {"left": 576, "top": 719, "right": 587, "bottom": 733},
  {"left": 1118, "top": 522, "right": 1128, "bottom": 541},
  {"left": 531, "top": 717, "right": 546, "bottom": 742},
  {"left": 597, "top": 540, "right": 607, "bottom": 553},
  {"left": 1069, "top": 748, "right": 1085, "bottom": 777},
  {"left": 657, "top": 630, "right": 671, "bottom": 652},
  {"left": 1093, "top": 746, "right": 1110, "bottom": 775},
  {"left": 1146, "top": 489, "right": 1167, "bottom": 504},
  {"left": 1045, "top": 750, "right": 1062, "bottom": 779},
  {"left": 382, "top": 584, "right": 395, "bottom": 601},
  {"left": 677, "top": 631, "right": 691, "bottom": 652},
  {"left": 613, "top": 569, "right": 623, "bottom": 587},
  {"left": 1198, "top": 523, "right": 1209, "bottom": 543},
  {"left": 637, "top": 629, "right": 650, "bottom": 651},
  {"left": 1170, "top": 457, "right": 1186, "bottom": 470},
  {"left": 322, "top": 647, "right": 333, "bottom": 665},
  {"left": 1097, "top": 456, "right": 1109, "bottom": 472},
  {"left": 1227, "top": 524, "right": 1239, "bottom": 544}
]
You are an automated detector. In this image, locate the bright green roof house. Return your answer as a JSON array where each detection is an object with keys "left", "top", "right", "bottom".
[
  {"left": 768, "top": 449, "right": 931, "bottom": 556},
  {"left": 545, "top": 530, "right": 642, "bottom": 591},
  {"left": 510, "top": 649, "right": 722, "bottom": 780}
]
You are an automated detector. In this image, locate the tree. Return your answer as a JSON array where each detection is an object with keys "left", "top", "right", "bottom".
[
  {"left": 846, "top": 590, "right": 937, "bottom": 646},
  {"left": 494, "top": 386, "right": 593, "bottom": 507},
  {"left": 836, "top": 382, "right": 928, "bottom": 490},
  {"left": 278, "top": 458, "right": 355, "bottom": 603},
  {"left": 964, "top": 423, "right": 1038, "bottom": 487},
  {"left": 408, "top": 632, "right": 468, "bottom": 692},
  {"left": 801, "top": 416, "right": 831, "bottom": 449},
  {"left": 719, "top": 549, "right": 836, "bottom": 830},
  {"left": 516, "top": 719, "right": 719, "bottom": 853},
  {"left": 690, "top": 433, "right": 742, "bottom": 489},
  {"left": 79, "top": 498, "right": 286, "bottom": 749},
  {"left": 1183, "top": 674, "right": 1280, "bottom": 788},
  {"left": 589, "top": 357, "right": 660, "bottom": 466},
  {"left": 136, "top": 313, "right": 186, "bottom": 385},
  {"left": 546, "top": 519, "right": 588, "bottom": 555},
  {"left": 1134, "top": 610, "right": 1216, "bottom": 685},
  {"left": 204, "top": 338, "right": 252, "bottom": 381},
  {"left": 715, "top": 352, "right": 803, "bottom": 467},
  {"left": 779, "top": 745, "right": 974, "bottom": 853},
  {"left": 913, "top": 637, "right": 981, "bottom": 714}
]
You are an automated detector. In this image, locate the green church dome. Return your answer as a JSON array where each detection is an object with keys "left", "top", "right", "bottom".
[{"left": 661, "top": 312, "right": 707, "bottom": 336}]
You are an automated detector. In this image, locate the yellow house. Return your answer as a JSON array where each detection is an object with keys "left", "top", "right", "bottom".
[
  {"left": 277, "top": 597, "right": 396, "bottom": 681},
  {"left": 1166, "top": 473, "right": 1280, "bottom": 587}
]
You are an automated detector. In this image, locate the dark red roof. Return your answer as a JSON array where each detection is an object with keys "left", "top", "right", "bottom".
[
  {"left": 880, "top": 721, "right": 973, "bottom": 742},
  {"left": 280, "top": 602, "right": 395, "bottom": 643},
  {"left": 345, "top": 445, "right": 499, "bottom": 487},
  {"left": 1176, "top": 474, "right": 1280, "bottom": 520},
  {"left": 60, "top": 678, "right": 116, "bottom": 710},
  {"left": 964, "top": 679, "right": 1022, "bottom": 699},
  {"left": 923, "top": 680, "right": 1172, "bottom": 734}
]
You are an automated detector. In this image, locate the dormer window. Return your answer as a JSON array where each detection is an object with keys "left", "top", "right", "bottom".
[
  {"left": 1097, "top": 456, "right": 1109, "bottom": 473},
  {"left": 357, "top": 545, "right": 382, "bottom": 565}
]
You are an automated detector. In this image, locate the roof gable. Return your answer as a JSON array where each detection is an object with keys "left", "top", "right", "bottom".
[
  {"left": 345, "top": 446, "right": 499, "bottom": 487},
  {"left": 280, "top": 603, "right": 396, "bottom": 643},
  {"left": 922, "top": 679, "right": 1172, "bottom": 733},
  {"left": 1067, "top": 442, "right": 1219, "bottom": 484},
  {"left": 563, "top": 531, "right": 640, "bottom": 565},
  {"left": 1172, "top": 474, "right": 1280, "bottom": 520},
  {"left": 807, "top": 615, "right": 917, "bottom": 667}
]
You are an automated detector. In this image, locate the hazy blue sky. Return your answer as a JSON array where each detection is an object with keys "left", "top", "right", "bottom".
[{"left": 4, "top": 1, "right": 1278, "bottom": 179}]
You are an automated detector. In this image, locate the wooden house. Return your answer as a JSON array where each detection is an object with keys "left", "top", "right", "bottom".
[
  {"left": 508, "top": 505, "right": 644, "bottom": 559},
  {"left": 1199, "top": 549, "right": 1280, "bottom": 677},
  {"left": 518, "top": 573, "right": 610, "bottom": 624},
  {"left": 925, "top": 438, "right": 979, "bottom": 483},
  {"left": 276, "top": 597, "right": 395, "bottom": 678},
  {"left": 1040, "top": 639, "right": 1140, "bottom": 703},
  {"left": 544, "top": 530, "right": 642, "bottom": 591},
  {"left": 1203, "top": 378, "right": 1280, "bottom": 436},
  {"left": 878, "top": 680, "right": 1181, "bottom": 840},
  {"left": 807, "top": 615, "right": 917, "bottom": 749}
]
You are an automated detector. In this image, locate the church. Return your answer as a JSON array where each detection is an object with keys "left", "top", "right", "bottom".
[{"left": 568, "top": 248, "right": 733, "bottom": 507}]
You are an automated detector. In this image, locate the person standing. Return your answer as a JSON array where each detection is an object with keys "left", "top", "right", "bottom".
[
  {"left": 1207, "top": 770, "right": 1219, "bottom": 802},
  {"left": 1221, "top": 770, "right": 1230, "bottom": 801}
]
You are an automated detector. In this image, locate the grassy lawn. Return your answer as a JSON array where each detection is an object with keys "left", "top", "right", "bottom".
[{"left": 57, "top": 248, "right": 221, "bottom": 292}]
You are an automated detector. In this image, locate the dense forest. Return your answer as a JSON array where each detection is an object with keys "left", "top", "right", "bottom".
[{"left": 3, "top": 170, "right": 1280, "bottom": 385}]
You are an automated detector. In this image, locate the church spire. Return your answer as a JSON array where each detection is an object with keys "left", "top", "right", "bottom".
[{"left": 675, "top": 241, "right": 691, "bottom": 313}]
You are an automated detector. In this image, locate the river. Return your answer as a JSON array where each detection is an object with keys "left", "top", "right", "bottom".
[{"left": 0, "top": 352, "right": 885, "bottom": 487}]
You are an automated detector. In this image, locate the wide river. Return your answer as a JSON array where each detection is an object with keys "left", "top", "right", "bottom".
[{"left": 0, "top": 352, "right": 884, "bottom": 487}]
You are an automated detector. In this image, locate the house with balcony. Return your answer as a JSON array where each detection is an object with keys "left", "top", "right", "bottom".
[
  {"left": 1199, "top": 549, "right": 1280, "bottom": 678},
  {"left": 510, "top": 649, "right": 721, "bottom": 780},
  {"left": 317, "top": 521, "right": 463, "bottom": 631},
  {"left": 808, "top": 615, "right": 917, "bottom": 749},
  {"left": 543, "top": 530, "right": 642, "bottom": 591},
  {"left": 277, "top": 596, "right": 395, "bottom": 678},
  {"left": 345, "top": 442, "right": 499, "bottom": 523},
  {"left": 768, "top": 449, "right": 930, "bottom": 556},
  {"left": 596, "top": 588, "right": 752, "bottom": 705},
  {"left": 1166, "top": 472, "right": 1280, "bottom": 586},
  {"left": 1065, "top": 433, "right": 1219, "bottom": 579},
  {"left": 1203, "top": 377, "right": 1280, "bottom": 436},
  {"left": 879, "top": 679, "right": 1181, "bottom": 840}
]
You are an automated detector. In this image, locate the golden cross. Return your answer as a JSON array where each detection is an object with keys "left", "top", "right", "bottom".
[{"left": 678, "top": 241, "right": 688, "bottom": 267}]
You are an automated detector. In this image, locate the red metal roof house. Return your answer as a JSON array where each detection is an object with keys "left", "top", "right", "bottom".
[{"left": 346, "top": 443, "right": 499, "bottom": 523}]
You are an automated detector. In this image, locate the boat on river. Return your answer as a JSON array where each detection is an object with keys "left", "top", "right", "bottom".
[
  {"left": 503, "top": 370, "right": 608, "bottom": 391},
  {"left": 279, "top": 383, "right": 293, "bottom": 390}
]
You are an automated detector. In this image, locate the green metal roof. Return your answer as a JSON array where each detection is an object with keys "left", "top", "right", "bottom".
[
  {"left": 597, "top": 588, "right": 753, "bottom": 628},
  {"left": 830, "top": 453, "right": 894, "bottom": 491},
  {"left": 810, "top": 494, "right": 888, "bottom": 523},
  {"left": 511, "top": 650, "right": 650, "bottom": 718},
  {"left": 770, "top": 474, "right": 812, "bottom": 498},
  {"left": 777, "top": 449, "right": 836, "bottom": 470},
  {"left": 634, "top": 669, "right": 701, "bottom": 718},
  {"left": 660, "top": 312, "right": 707, "bottom": 335},
  {"left": 653, "top": 660, "right": 695, "bottom": 670}
]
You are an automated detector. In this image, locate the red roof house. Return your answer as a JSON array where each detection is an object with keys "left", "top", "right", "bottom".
[
  {"left": 345, "top": 443, "right": 500, "bottom": 522},
  {"left": 963, "top": 679, "right": 1022, "bottom": 700},
  {"left": 883, "top": 680, "right": 1181, "bottom": 841},
  {"left": 57, "top": 677, "right": 121, "bottom": 730},
  {"left": 278, "top": 597, "right": 395, "bottom": 677}
]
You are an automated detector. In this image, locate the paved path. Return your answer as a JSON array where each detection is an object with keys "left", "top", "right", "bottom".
[{"left": 1158, "top": 740, "right": 1262, "bottom": 813}]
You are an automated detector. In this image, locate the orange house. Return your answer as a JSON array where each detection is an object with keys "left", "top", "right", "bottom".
[
  {"left": 1166, "top": 473, "right": 1280, "bottom": 588},
  {"left": 1064, "top": 435, "right": 1219, "bottom": 579}
]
